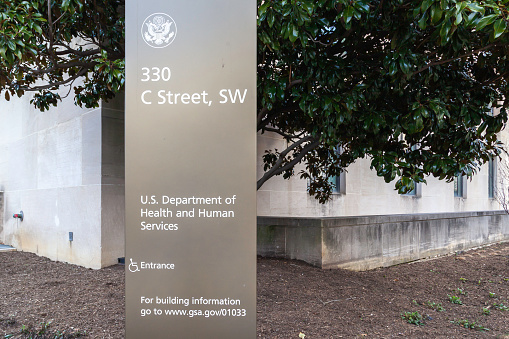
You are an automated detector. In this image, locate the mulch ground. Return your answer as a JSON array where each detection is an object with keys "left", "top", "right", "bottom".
[{"left": 1, "top": 242, "right": 509, "bottom": 338}]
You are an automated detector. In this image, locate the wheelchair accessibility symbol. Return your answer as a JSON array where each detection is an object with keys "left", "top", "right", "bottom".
[{"left": 129, "top": 258, "right": 140, "bottom": 273}]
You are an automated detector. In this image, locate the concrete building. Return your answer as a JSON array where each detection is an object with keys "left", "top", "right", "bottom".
[
  {"left": 257, "top": 129, "right": 503, "bottom": 217},
  {"left": 0, "top": 93, "right": 125, "bottom": 269},
  {"left": 257, "top": 126, "right": 509, "bottom": 270},
  {"left": 1, "top": 93, "right": 508, "bottom": 269}
]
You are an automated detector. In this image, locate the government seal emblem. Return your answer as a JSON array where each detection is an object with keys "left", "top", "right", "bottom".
[{"left": 141, "top": 13, "right": 177, "bottom": 48}]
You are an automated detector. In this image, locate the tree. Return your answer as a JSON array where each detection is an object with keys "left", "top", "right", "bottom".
[
  {"left": 1, "top": 0, "right": 508, "bottom": 202},
  {"left": 0, "top": 0, "right": 124, "bottom": 111},
  {"left": 258, "top": 0, "right": 509, "bottom": 202}
]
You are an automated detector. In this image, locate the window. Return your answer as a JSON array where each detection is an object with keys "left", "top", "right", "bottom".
[
  {"left": 328, "top": 175, "right": 339, "bottom": 193},
  {"left": 403, "top": 181, "right": 419, "bottom": 196},
  {"left": 327, "top": 145, "right": 346, "bottom": 194},
  {"left": 488, "top": 157, "right": 496, "bottom": 198},
  {"left": 454, "top": 174, "right": 466, "bottom": 198},
  {"left": 306, "top": 172, "right": 346, "bottom": 196},
  {"left": 487, "top": 107, "right": 496, "bottom": 198},
  {"left": 328, "top": 172, "right": 346, "bottom": 194},
  {"left": 401, "top": 144, "right": 421, "bottom": 197}
]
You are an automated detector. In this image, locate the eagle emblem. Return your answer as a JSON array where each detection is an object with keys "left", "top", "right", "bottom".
[{"left": 142, "top": 13, "right": 177, "bottom": 48}]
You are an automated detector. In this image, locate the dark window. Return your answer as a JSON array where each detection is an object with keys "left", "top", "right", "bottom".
[
  {"left": 454, "top": 174, "right": 464, "bottom": 197},
  {"left": 488, "top": 157, "right": 496, "bottom": 198}
]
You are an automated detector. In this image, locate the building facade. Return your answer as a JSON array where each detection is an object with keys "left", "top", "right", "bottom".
[
  {"left": 257, "top": 127, "right": 509, "bottom": 270},
  {"left": 0, "top": 93, "right": 508, "bottom": 269},
  {"left": 0, "top": 93, "right": 124, "bottom": 268}
]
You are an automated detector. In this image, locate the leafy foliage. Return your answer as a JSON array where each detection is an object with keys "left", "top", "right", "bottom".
[
  {"left": 492, "top": 302, "right": 509, "bottom": 310},
  {"left": 452, "top": 319, "right": 490, "bottom": 331},
  {"left": 401, "top": 311, "right": 425, "bottom": 325},
  {"left": 0, "top": 0, "right": 124, "bottom": 111},
  {"left": 257, "top": 0, "right": 509, "bottom": 201},
  {"left": 0, "top": 1, "right": 508, "bottom": 200},
  {"left": 448, "top": 294, "right": 463, "bottom": 304},
  {"left": 426, "top": 301, "right": 445, "bottom": 312}
]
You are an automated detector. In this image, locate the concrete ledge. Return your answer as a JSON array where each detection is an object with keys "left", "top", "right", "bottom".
[{"left": 257, "top": 211, "right": 509, "bottom": 271}]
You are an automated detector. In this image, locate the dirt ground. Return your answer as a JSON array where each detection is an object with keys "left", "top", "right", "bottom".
[{"left": 1, "top": 242, "right": 508, "bottom": 338}]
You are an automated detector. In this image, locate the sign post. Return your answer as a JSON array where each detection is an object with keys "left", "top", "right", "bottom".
[{"left": 125, "top": 1, "right": 256, "bottom": 337}]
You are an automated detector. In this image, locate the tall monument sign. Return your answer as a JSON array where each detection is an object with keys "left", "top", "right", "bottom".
[{"left": 125, "top": 1, "right": 256, "bottom": 337}]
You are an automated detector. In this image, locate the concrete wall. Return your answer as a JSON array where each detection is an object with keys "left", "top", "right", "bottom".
[
  {"left": 258, "top": 211, "right": 509, "bottom": 271},
  {"left": 0, "top": 93, "right": 125, "bottom": 268},
  {"left": 101, "top": 96, "right": 125, "bottom": 267},
  {"left": 256, "top": 111, "right": 509, "bottom": 270},
  {"left": 257, "top": 131, "right": 502, "bottom": 217}
]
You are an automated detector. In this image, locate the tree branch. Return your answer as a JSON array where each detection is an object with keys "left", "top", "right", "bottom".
[
  {"left": 413, "top": 44, "right": 496, "bottom": 75},
  {"left": 263, "top": 127, "right": 304, "bottom": 140},
  {"left": 258, "top": 104, "right": 301, "bottom": 131},
  {"left": 20, "top": 68, "right": 90, "bottom": 91},
  {"left": 257, "top": 107, "right": 268, "bottom": 127},
  {"left": 257, "top": 137, "right": 320, "bottom": 189},
  {"left": 288, "top": 79, "right": 303, "bottom": 89},
  {"left": 480, "top": 71, "right": 509, "bottom": 87},
  {"left": 47, "top": 0, "right": 56, "bottom": 63},
  {"left": 29, "top": 61, "right": 97, "bottom": 75},
  {"left": 54, "top": 47, "right": 101, "bottom": 57}
]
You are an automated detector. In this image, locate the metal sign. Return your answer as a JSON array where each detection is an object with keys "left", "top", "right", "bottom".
[{"left": 125, "top": 1, "right": 256, "bottom": 337}]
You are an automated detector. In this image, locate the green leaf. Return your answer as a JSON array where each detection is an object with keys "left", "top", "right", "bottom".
[
  {"left": 389, "top": 62, "right": 398, "bottom": 76},
  {"left": 399, "top": 59, "right": 411, "bottom": 74},
  {"left": 467, "top": 3, "right": 485, "bottom": 14},
  {"left": 356, "top": 2, "right": 370, "bottom": 13},
  {"left": 33, "top": 24, "right": 43, "bottom": 35},
  {"left": 6, "top": 40, "right": 16, "bottom": 51},
  {"left": 289, "top": 25, "right": 299, "bottom": 42},
  {"left": 302, "top": 2, "right": 314, "bottom": 15},
  {"left": 417, "top": 106, "right": 429, "bottom": 118},
  {"left": 267, "top": 12, "right": 275, "bottom": 28},
  {"left": 418, "top": 13, "right": 428, "bottom": 30},
  {"left": 62, "top": 0, "right": 71, "bottom": 11},
  {"left": 455, "top": 2, "right": 467, "bottom": 13},
  {"left": 454, "top": 12, "right": 463, "bottom": 25},
  {"left": 343, "top": 6, "right": 354, "bottom": 24},
  {"left": 282, "top": 5, "right": 292, "bottom": 17},
  {"left": 493, "top": 18, "right": 506, "bottom": 39},
  {"left": 421, "top": 0, "right": 433, "bottom": 12},
  {"left": 431, "top": 5, "right": 443, "bottom": 25},
  {"left": 15, "top": 49, "right": 22, "bottom": 60},
  {"left": 414, "top": 116, "right": 424, "bottom": 133},
  {"left": 440, "top": 19, "right": 452, "bottom": 43},
  {"left": 476, "top": 14, "right": 499, "bottom": 31},
  {"left": 258, "top": 1, "right": 270, "bottom": 16},
  {"left": 464, "top": 12, "right": 478, "bottom": 27}
]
